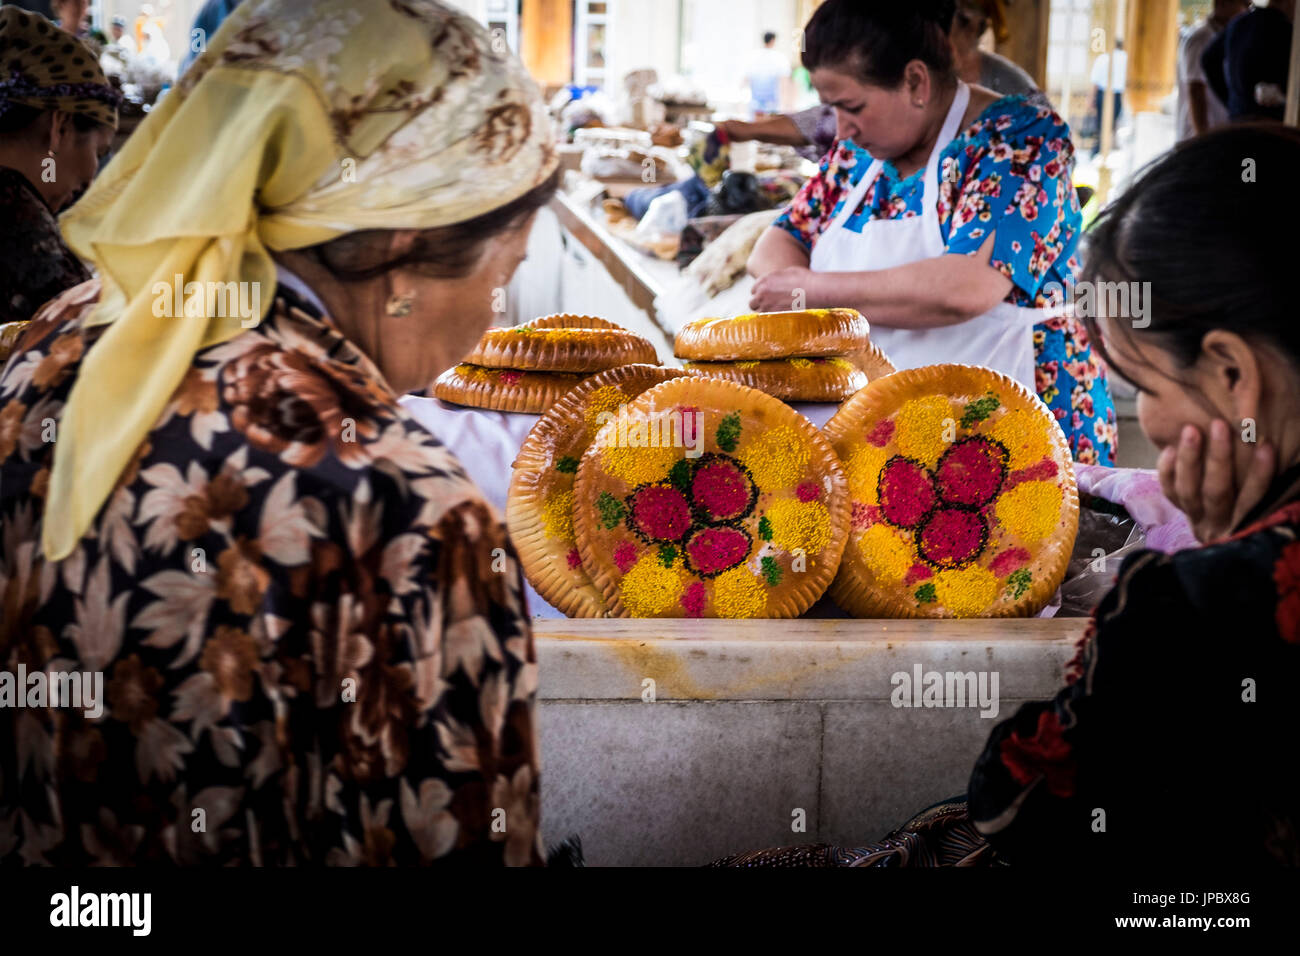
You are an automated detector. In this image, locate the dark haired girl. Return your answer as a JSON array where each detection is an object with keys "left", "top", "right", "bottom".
[{"left": 748, "top": 0, "right": 1117, "bottom": 465}]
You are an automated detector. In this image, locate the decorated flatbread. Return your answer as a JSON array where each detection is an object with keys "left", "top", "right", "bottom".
[
  {"left": 823, "top": 364, "right": 1079, "bottom": 618},
  {"left": 572, "top": 376, "right": 850, "bottom": 618},
  {"left": 507, "top": 364, "right": 687, "bottom": 616}
]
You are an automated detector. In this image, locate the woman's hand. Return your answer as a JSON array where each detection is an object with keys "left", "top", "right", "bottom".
[
  {"left": 1157, "top": 419, "right": 1277, "bottom": 544},
  {"left": 749, "top": 266, "right": 821, "bottom": 312}
]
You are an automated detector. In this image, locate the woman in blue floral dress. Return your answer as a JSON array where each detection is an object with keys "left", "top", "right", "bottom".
[{"left": 748, "top": 0, "right": 1116, "bottom": 465}]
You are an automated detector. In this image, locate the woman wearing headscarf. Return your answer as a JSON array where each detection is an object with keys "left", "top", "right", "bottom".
[
  {"left": 0, "top": 0, "right": 558, "bottom": 866},
  {"left": 0, "top": 8, "right": 118, "bottom": 341}
]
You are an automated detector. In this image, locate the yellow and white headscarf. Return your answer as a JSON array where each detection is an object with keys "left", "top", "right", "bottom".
[{"left": 46, "top": 0, "right": 557, "bottom": 559}]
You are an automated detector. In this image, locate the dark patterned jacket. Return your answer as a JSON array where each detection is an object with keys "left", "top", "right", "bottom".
[
  {"left": 970, "top": 472, "right": 1300, "bottom": 866},
  {"left": 0, "top": 278, "right": 542, "bottom": 866},
  {"left": 0, "top": 166, "right": 90, "bottom": 326}
]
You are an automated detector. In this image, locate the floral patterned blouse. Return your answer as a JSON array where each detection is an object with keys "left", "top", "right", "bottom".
[
  {"left": 0, "top": 166, "right": 91, "bottom": 327},
  {"left": 969, "top": 474, "right": 1300, "bottom": 866},
  {"left": 0, "top": 279, "right": 542, "bottom": 866},
  {"left": 775, "top": 96, "right": 1117, "bottom": 466}
]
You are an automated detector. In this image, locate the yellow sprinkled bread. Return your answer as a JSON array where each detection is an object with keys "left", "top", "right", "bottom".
[
  {"left": 508, "top": 364, "right": 688, "bottom": 617},
  {"left": 571, "top": 376, "right": 850, "bottom": 618},
  {"left": 823, "top": 363, "right": 1078, "bottom": 619}
]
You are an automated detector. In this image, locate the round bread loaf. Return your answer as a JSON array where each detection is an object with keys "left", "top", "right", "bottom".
[
  {"left": 823, "top": 364, "right": 1078, "bottom": 619},
  {"left": 525, "top": 313, "right": 621, "bottom": 330},
  {"left": 572, "top": 376, "right": 850, "bottom": 618},
  {"left": 467, "top": 326, "right": 660, "bottom": 372},
  {"left": 433, "top": 363, "right": 585, "bottom": 414},
  {"left": 673, "top": 308, "right": 870, "bottom": 361},
  {"left": 508, "top": 364, "right": 688, "bottom": 617},
  {"left": 684, "top": 355, "right": 868, "bottom": 402}
]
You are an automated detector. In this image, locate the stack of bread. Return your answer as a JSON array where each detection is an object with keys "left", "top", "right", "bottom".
[
  {"left": 434, "top": 313, "right": 661, "bottom": 414},
  {"left": 674, "top": 308, "right": 895, "bottom": 403}
]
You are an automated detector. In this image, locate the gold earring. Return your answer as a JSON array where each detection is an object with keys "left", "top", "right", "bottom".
[{"left": 385, "top": 293, "right": 415, "bottom": 317}]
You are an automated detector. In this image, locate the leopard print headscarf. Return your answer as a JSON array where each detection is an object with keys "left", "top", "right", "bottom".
[{"left": 0, "top": 7, "right": 120, "bottom": 130}]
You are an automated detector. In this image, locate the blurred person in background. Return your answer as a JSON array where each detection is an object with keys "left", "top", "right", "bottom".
[
  {"left": 1202, "top": 0, "right": 1295, "bottom": 122},
  {"left": 1177, "top": 0, "right": 1250, "bottom": 141},
  {"left": 0, "top": 7, "right": 117, "bottom": 335},
  {"left": 50, "top": 0, "right": 87, "bottom": 34},
  {"left": 949, "top": 0, "right": 1036, "bottom": 97},
  {"left": 108, "top": 14, "right": 138, "bottom": 56},
  {"left": 746, "top": 30, "right": 790, "bottom": 115},
  {"left": 1089, "top": 38, "right": 1126, "bottom": 157},
  {"left": 50, "top": 0, "right": 104, "bottom": 52},
  {"left": 0, "top": 0, "right": 556, "bottom": 867},
  {"left": 179, "top": 0, "right": 243, "bottom": 75}
]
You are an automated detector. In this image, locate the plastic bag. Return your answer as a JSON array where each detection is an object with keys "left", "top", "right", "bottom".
[
  {"left": 634, "top": 191, "right": 687, "bottom": 240},
  {"left": 1056, "top": 499, "right": 1145, "bottom": 617}
]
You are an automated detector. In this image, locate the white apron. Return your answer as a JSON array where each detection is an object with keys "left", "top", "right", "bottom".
[{"left": 809, "top": 81, "right": 1040, "bottom": 390}]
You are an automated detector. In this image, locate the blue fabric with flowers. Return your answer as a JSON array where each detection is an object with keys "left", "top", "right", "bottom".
[{"left": 775, "top": 94, "right": 1116, "bottom": 465}]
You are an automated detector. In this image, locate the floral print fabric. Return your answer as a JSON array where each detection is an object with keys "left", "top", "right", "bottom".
[
  {"left": 775, "top": 95, "right": 1115, "bottom": 465},
  {"left": 0, "top": 167, "right": 91, "bottom": 327},
  {"left": 714, "top": 484, "right": 1300, "bottom": 867},
  {"left": 969, "top": 492, "right": 1300, "bottom": 866},
  {"left": 0, "top": 279, "right": 542, "bottom": 866}
]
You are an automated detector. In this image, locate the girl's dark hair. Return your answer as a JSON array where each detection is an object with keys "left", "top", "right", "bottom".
[
  {"left": 802, "top": 0, "right": 957, "bottom": 87},
  {"left": 0, "top": 103, "right": 108, "bottom": 137},
  {"left": 1081, "top": 123, "right": 1300, "bottom": 385},
  {"left": 309, "top": 166, "right": 561, "bottom": 282}
]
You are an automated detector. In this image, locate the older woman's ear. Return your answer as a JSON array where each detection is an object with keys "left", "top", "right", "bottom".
[
  {"left": 46, "top": 110, "right": 72, "bottom": 155},
  {"left": 383, "top": 229, "right": 424, "bottom": 262}
]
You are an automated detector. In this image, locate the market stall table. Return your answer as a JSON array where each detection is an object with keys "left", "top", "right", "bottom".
[
  {"left": 549, "top": 190, "right": 680, "bottom": 349},
  {"left": 533, "top": 616, "right": 1084, "bottom": 865}
]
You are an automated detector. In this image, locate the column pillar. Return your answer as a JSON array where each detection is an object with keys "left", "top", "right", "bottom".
[{"left": 1125, "top": 0, "right": 1179, "bottom": 115}]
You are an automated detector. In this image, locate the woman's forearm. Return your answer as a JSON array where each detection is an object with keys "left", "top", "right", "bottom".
[
  {"left": 722, "top": 114, "right": 810, "bottom": 147},
  {"left": 812, "top": 254, "right": 1013, "bottom": 328},
  {"left": 747, "top": 226, "right": 810, "bottom": 278}
]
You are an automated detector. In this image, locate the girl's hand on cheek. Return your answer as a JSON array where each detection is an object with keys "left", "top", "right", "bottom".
[{"left": 1157, "top": 419, "right": 1276, "bottom": 544}]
